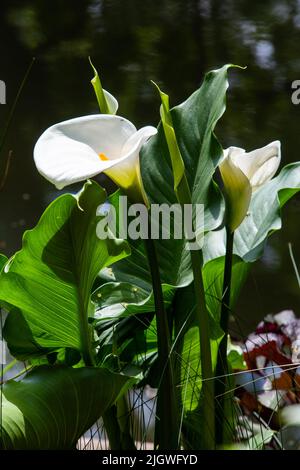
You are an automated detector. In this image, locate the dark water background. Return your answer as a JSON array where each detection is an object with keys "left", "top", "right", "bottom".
[{"left": 1, "top": 0, "right": 300, "bottom": 336}]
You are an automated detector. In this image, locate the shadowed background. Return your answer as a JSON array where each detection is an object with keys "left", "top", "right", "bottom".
[{"left": 1, "top": 0, "right": 300, "bottom": 335}]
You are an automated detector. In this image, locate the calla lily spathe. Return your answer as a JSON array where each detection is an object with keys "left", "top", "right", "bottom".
[
  {"left": 100, "top": 89, "right": 119, "bottom": 115},
  {"left": 219, "top": 141, "right": 281, "bottom": 231},
  {"left": 34, "top": 109, "right": 157, "bottom": 205}
]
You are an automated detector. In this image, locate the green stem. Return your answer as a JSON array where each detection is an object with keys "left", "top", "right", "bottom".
[
  {"left": 103, "top": 398, "right": 137, "bottom": 450},
  {"left": 80, "top": 289, "right": 95, "bottom": 367},
  {"left": 144, "top": 226, "right": 179, "bottom": 450},
  {"left": 0, "top": 365, "right": 34, "bottom": 386},
  {"left": 81, "top": 317, "right": 95, "bottom": 367},
  {"left": 102, "top": 405, "right": 122, "bottom": 450},
  {"left": 82, "top": 348, "right": 94, "bottom": 367},
  {"left": 117, "top": 394, "right": 136, "bottom": 450},
  {"left": 215, "top": 225, "right": 234, "bottom": 446},
  {"left": 0, "top": 358, "right": 17, "bottom": 378},
  {"left": 176, "top": 175, "right": 215, "bottom": 449}
]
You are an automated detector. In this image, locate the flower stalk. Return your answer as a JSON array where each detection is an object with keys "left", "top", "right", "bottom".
[
  {"left": 214, "top": 225, "right": 234, "bottom": 445},
  {"left": 176, "top": 175, "right": 215, "bottom": 449},
  {"left": 144, "top": 226, "right": 180, "bottom": 450}
]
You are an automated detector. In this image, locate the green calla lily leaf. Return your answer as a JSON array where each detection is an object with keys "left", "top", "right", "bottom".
[
  {"left": 93, "top": 281, "right": 174, "bottom": 321},
  {"left": 152, "top": 81, "right": 185, "bottom": 191},
  {"left": 203, "top": 255, "right": 250, "bottom": 320},
  {"left": 89, "top": 57, "right": 117, "bottom": 115},
  {"left": 0, "top": 365, "right": 134, "bottom": 449},
  {"left": 0, "top": 180, "right": 130, "bottom": 361},
  {"left": 89, "top": 57, "right": 110, "bottom": 114}
]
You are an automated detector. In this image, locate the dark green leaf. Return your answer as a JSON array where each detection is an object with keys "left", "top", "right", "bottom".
[{"left": 0, "top": 365, "right": 134, "bottom": 449}]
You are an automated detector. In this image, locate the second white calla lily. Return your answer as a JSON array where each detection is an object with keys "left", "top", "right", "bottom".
[
  {"left": 219, "top": 141, "right": 281, "bottom": 231},
  {"left": 34, "top": 114, "right": 157, "bottom": 205}
]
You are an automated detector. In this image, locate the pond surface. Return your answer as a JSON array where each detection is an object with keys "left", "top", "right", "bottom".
[{"left": 1, "top": 0, "right": 300, "bottom": 335}]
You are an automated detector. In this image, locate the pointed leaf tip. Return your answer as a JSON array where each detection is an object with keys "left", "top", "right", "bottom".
[
  {"left": 152, "top": 81, "right": 185, "bottom": 190},
  {"left": 89, "top": 57, "right": 118, "bottom": 115}
]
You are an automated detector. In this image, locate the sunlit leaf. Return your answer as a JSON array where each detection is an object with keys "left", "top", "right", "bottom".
[{"left": 0, "top": 181, "right": 130, "bottom": 361}]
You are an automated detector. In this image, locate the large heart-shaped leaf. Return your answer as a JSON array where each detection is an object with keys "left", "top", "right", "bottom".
[
  {"left": 204, "top": 163, "right": 300, "bottom": 263},
  {"left": 0, "top": 181, "right": 130, "bottom": 361},
  {"left": 0, "top": 365, "right": 134, "bottom": 449}
]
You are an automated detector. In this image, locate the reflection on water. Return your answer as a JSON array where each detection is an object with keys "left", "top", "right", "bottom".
[{"left": 1, "top": 0, "right": 300, "bottom": 334}]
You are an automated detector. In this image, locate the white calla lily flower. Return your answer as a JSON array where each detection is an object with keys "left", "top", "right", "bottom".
[
  {"left": 101, "top": 89, "right": 119, "bottom": 115},
  {"left": 220, "top": 141, "right": 281, "bottom": 231},
  {"left": 34, "top": 114, "right": 157, "bottom": 205}
]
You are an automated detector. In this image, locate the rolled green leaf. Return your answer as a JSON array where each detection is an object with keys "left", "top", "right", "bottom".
[{"left": 152, "top": 81, "right": 185, "bottom": 191}]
